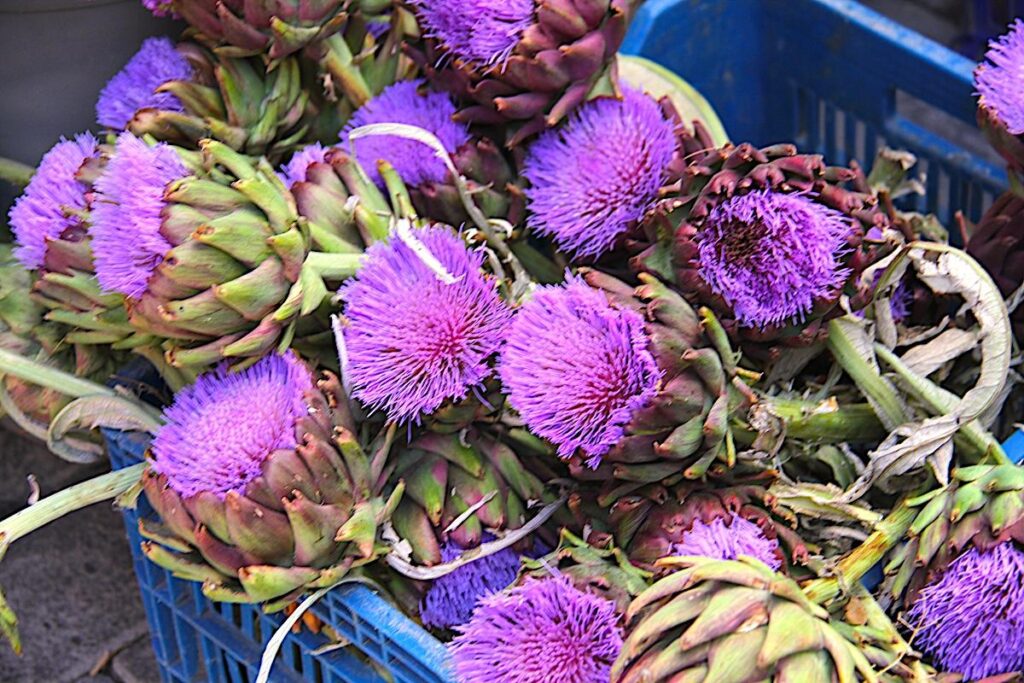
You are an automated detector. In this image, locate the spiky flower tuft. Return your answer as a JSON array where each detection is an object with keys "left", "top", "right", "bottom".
[
  {"left": 907, "top": 543, "right": 1024, "bottom": 679},
  {"left": 697, "top": 189, "right": 854, "bottom": 328},
  {"left": 976, "top": 19, "right": 1024, "bottom": 135},
  {"left": 420, "top": 539, "right": 521, "bottom": 630},
  {"left": 450, "top": 578, "right": 622, "bottom": 683},
  {"left": 151, "top": 353, "right": 313, "bottom": 499},
  {"left": 340, "top": 79, "right": 470, "bottom": 189},
  {"left": 9, "top": 133, "right": 99, "bottom": 270},
  {"left": 411, "top": 0, "right": 534, "bottom": 68},
  {"left": 141, "top": 0, "right": 176, "bottom": 17},
  {"left": 96, "top": 37, "right": 192, "bottom": 130},
  {"left": 523, "top": 89, "right": 677, "bottom": 260},
  {"left": 500, "top": 277, "right": 660, "bottom": 466},
  {"left": 278, "top": 142, "right": 332, "bottom": 187},
  {"left": 340, "top": 225, "right": 509, "bottom": 423},
  {"left": 90, "top": 132, "right": 189, "bottom": 298},
  {"left": 670, "top": 517, "right": 782, "bottom": 570}
]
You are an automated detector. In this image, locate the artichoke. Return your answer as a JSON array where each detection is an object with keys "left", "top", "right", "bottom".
[
  {"left": 967, "top": 191, "right": 1024, "bottom": 344},
  {"left": 613, "top": 557, "right": 896, "bottom": 683}
]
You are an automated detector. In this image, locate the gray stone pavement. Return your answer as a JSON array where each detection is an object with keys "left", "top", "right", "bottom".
[{"left": 0, "top": 426, "right": 160, "bottom": 683}]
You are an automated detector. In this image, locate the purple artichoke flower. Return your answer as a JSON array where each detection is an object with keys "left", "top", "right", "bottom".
[
  {"left": 96, "top": 37, "right": 192, "bottom": 130},
  {"left": 523, "top": 89, "right": 677, "bottom": 260},
  {"left": 499, "top": 277, "right": 660, "bottom": 467},
  {"left": 671, "top": 517, "right": 782, "bottom": 570},
  {"left": 697, "top": 189, "right": 854, "bottom": 329},
  {"left": 340, "top": 79, "right": 470, "bottom": 189},
  {"left": 339, "top": 225, "right": 509, "bottom": 423},
  {"left": 151, "top": 353, "right": 313, "bottom": 499},
  {"left": 907, "top": 543, "right": 1024, "bottom": 679},
  {"left": 8, "top": 133, "right": 99, "bottom": 270},
  {"left": 410, "top": 0, "right": 534, "bottom": 68},
  {"left": 420, "top": 537, "right": 521, "bottom": 630},
  {"left": 141, "top": 0, "right": 176, "bottom": 17},
  {"left": 450, "top": 578, "right": 622, "bottom": 683},
  {"left": 278, "top": 142, "right": 332, "bottom": 187},
  {"left": 90, "top": 132, "right": 189, "bottom": 298},
  {"left": 976, "top": 19, "right": 1024, "bottom": 136}
]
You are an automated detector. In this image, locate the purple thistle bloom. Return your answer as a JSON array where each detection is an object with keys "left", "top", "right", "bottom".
[
  {"left": 411, "top": 0, "right": 534, "bottom": 67},
  {"left": 90, "top": 132, "right": 189, "bottom": 298},
  {"left": 523, "top": 89, "right": 677, "bottom": 260},
  {"left": 908, "top": 543, "right": 1024, "bottom": 679},
  {"left": 340, "top": 225, "right": 509, "bottom": 423},
  {"left": 151, "top": 353, "right": 313, "bottom": 499},
  {"left": 976, "top": 19, "right": 1024, "bottom": 135},
  {"left": 697, "top": 189, "right": 854, "bottom": 329},
  {"left": 670, "top": 517, "right": 782, "bottom": 570},
  {"left": 341, "top": 79, "right": 470, "bottom": 189},
  {"left": 278, "top": 142, "right": 332, "bottom": 188},
  {"left": 8, "top": 133, "right": 99, "bottom": 270},
  {"left": 141, "top": 0, "right": 177, "bottom": 17},
  {"left": 420, "top": 537, "right": 521, "bottom": 630},
  {"left": 450, "top": 578, "right": 622, "bottom": 683},
  {"left": 499, "top": 277, "right": 660, "bottom": 467},
  {"left": 96, "top": 37, "right": 192, "bottom": 130}
]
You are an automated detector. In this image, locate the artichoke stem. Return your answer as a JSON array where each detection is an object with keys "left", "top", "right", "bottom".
[
  {"left": 873, "top": 343, "right": 1009, "bottom": 465},
  {"left": 0, "top": 348, "right": 117, "bottom": 399},
  {"left": 802, "top": 500, "right": 916, "bottom": 604},
  {"left": 826, "top": 319, "right": 907, "bottom": 430},
  {"left": 0, "top": 156, "right": 33, "bottom": 188},
  {"left": 755, "top": 398, "right": 887, "bottom": 442},
  {"left": 306, "top": 252, "right": 363, "bottom": 280},
  {"left": 508, "top": 240, "right": 563, "bottom": 285}
]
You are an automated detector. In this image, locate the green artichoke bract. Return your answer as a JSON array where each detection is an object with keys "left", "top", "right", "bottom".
[
  {"left": 613, "top": 557, "right": 889, "bottom": 683},
  {"left": 140, "top": 360, "right": 401, "bottom": 607}
]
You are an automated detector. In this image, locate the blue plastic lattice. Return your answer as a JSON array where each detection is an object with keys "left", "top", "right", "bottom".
[{"left": 109, "top": 2, "right": 1012, "bottom": 681}]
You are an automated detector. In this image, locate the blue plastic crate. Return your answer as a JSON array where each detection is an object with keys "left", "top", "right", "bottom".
[
  {"left": 105, "top": 428, "right": 454, "bottom": 683},
  {"left": 621, "top": 0, "right": 1008, "bottom": 229},
  {"left": 105, "top": 2, "right": 1014, "bottom": 681}
]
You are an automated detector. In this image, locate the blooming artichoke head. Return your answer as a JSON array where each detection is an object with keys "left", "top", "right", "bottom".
[
  {"left": 408, "top": 0, "right": 640, "bottom": 146},
  {"left": 975, "top": 19, "right": 1024, "bottom": 181},
  {"left": 140, "top": 353, "right": 400, "bottom": 606}
]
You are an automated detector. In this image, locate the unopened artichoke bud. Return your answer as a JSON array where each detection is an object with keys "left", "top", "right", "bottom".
[
  {"left": 7, "top": 133, "right": 139, "bottom": 360},
  {"left": 105, "top": 38, "right": 315, "bottom": 160},
  {"left": 967, "top": 191, "right": 1024, "bottom": 344},
  {"left": 140, "top": 353, "right": 401, "bottom": 607},
  {"left": 89, "top": 132, "right": 361, "bottom": 370},
  {"left": 631, "top": 132, "right": 891, "bottom": 360},
  {"left": 500, "top": 269, "right": 749, "bottom": 487},
  {"left": 884, "top": 463, "right": 1024, "bottom": 606},
  {"left": 975, "top": 20, "right": 1024, "bottom": 182},
  {"left": 613, "top": 557, "right": 884, "bottom": 683},
  {"left": 408, "top": 0, "right": 639, "bottom": 146}
]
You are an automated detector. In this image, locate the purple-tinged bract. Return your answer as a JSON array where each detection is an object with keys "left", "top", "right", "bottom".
[
  {"left": 697, "top": 189, "right": 854, "bottom": 329},
  {"left": 420, "top": 538, "right": 521, "bottom": 630},
  {"left": 90, "top": 132, "right": 189, "bottom": 298},
  {"left": 411, "top": 0, "right": 534, "bottom": 68},
  {"left": 9, "top": 133, "right": 99, "bottom": 270},
  {"left": 450, "top": 578, "right": 622, "bottom": 683},
  {"left": 523, "top": 89, "right": 677, "bottom": 260},
  {"left": 908, "top": 543, "right": 1024, "bottom": 679},
  {"left": 976, "top": 19, "right": 1024, "bottom": 135},
  {"left": 151, "top": 353, "right": 313, "bottom": 499},
  {"left": 340, "top": 80, "right": 470, "bottom": 189},
  {"left": 278, "top": 142, "right": 332, "bottom": 187},
  {"left": 671, "top": 517, "right": 782, "bottom": 570},
  {"left": 96, "top": 37, "right": 192, "bottom": 130},
  {"left": 340, "top": 225, "right": 509, "bottom": 423},
  {"left": 500, "top": 278, "right": 660, "bottom": 466}
]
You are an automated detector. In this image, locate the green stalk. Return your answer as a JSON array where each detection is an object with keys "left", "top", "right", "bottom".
[
  {"left": 0, "top": 156, "right": 33, "bottom": 187},
  {"left": 802, "top": 500, "right": 916, "bottom": 604},
  {"left": 873, "top": 343, "right": 1009, "bottom": 465},
  {"left": 826, "top": 319, "right": 907, "bottom": 429},
  {"left": 508, "top": 240, "right": 563, "bottom": 285},
  {"left": 306, "top": 252, "right": 363, "bottom": 280},
  {"left": 757, "top": 398, "right": 887, "bottom": 442},
  {"left": 0, "top": 348, "right": 116, "bottom": 399}
]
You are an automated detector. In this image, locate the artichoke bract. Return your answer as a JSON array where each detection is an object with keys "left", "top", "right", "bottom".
[
  {"left": 632, "top": 128, "right": 890, "bottom": 359},
  {"left": 139, "top": 353, "right": 401, "bottom": 606},
  {"left": 89, "top": 132, "right": 362, "bottom": 371},
  {"left": 408, "top": 0, "right": 638, "bottom": 146},
  {"left": 612, "top": 557, "right": 884, "bottom": 683}
]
